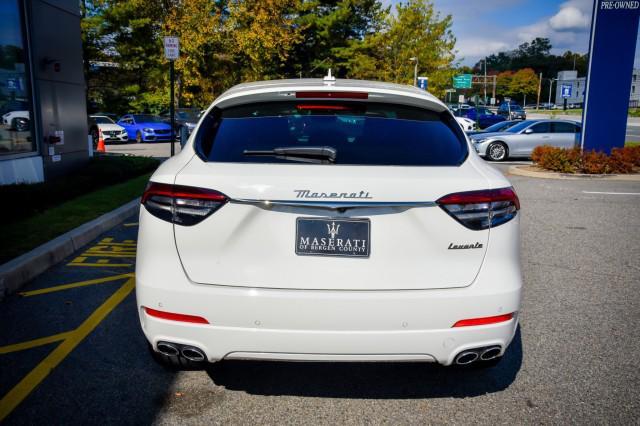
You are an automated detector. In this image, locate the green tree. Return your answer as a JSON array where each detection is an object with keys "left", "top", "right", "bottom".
[
  {"left": 285, "top": 0, "right": 386, "bottom": 78},
  {"left": 508, "top": 68, "right": 539, "bottom": 104},
  {"left": 347, "top": 0, "right": 457, "bottom": 98}
]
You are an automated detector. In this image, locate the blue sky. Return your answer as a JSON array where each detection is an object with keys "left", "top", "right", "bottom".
[{"left": 386, "top": 0, "right": 640, "bottom": 68}]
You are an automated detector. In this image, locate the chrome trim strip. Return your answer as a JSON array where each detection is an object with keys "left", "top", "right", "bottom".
[{"left": 229, "top": 198, "right": 437, "bottom": 210}]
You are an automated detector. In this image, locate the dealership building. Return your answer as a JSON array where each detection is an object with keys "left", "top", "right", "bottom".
[
  {"left": 0, "top": 0, "right": 88, "bottom": 185},
  {"left": 555, "top": 69, "right": 640, "bottom": 107}
]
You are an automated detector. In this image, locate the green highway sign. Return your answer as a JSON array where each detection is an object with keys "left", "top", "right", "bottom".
[{"left": 452, "top": 74, "right": 472, "bottom": 89}]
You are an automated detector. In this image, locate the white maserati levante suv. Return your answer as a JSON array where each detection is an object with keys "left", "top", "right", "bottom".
[{"left": 136, "top": 78, "right": 522, "bottom": 368}]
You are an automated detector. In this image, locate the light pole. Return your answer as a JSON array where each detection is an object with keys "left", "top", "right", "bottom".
[
  {"left": 410, "top": 57, "right": 418, "bottom": 87},
  {"left": 482, "top": 57, "right": 487, "bottom": 104},
  {"left": 548, "top": 78, "right": 557, "bottom": 108}
]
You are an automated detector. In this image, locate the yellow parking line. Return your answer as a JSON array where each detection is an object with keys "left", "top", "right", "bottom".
[
  {"left": 0, "top": 277, "right": 135, "bottom": 422},
  {"left": 0, "top": 332, "right": 73, "bottom": 355},
  {"left": 67, "top": 262, "right": 132, "bottom": 267},
  {"left": 19, "top": 273, "right": 134, "bottom": 297},
  {"left": 82, "top": 253, "right": 136, "bottom": 258},
  {"left": 123, "top": 222, "right": 139, "bottom": 227}
]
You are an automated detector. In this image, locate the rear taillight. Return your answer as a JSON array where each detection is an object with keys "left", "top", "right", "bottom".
[
  {"left": 295, "top": 91, "right": 368, "bottom": 99},
  {"left": 142, "top": 182, "right": 227, "bottom": 226},
  {"left": 436, "top": 187, "right": 520, "bottom": 230},
  {"left": 452, "top": 312, "right": 514, "bottom": 327},
  {"left": 144, "top": 307, "right": 209, "bottom": 324}
]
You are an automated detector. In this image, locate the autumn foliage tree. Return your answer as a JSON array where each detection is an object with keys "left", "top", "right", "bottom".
[{"left": 82, "top": 0, "right": 459, "bottom": 113}]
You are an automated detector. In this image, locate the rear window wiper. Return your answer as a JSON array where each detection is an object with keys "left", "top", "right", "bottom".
[{"left": 242, "top": 146, "right": 337, "bottom": 164}]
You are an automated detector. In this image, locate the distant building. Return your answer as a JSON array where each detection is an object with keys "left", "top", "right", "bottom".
[
  {"left": 555, "top": 69, "right": 640, "bottom": 107},
  {"left": 0, "top": 0, "right": 88, "bottom": 185}
]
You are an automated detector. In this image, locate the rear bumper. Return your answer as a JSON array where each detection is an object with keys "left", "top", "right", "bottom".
[
  {"left": 136, "top": 209, "right": 522, "bottom": 366},
  {"left": 138, "top": 289, "right": 519, "bottom": 365}
]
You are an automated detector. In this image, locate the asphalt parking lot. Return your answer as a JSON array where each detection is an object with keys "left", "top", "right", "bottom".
[{"left": 1, "top": 165, "right": 639, "bottom": 424}]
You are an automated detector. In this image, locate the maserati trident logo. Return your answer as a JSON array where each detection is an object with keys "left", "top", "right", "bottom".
[{"left": 327, "top": 221, "right": 340, "bottom": 238}]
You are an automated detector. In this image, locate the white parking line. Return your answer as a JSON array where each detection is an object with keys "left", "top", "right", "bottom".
[{"left": 582, "top": 191, "right": 640, "bottom": 195}]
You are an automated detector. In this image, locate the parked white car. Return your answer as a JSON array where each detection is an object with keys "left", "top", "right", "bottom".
[
  {"left": 88, "top": 115, "right": 128, "bottom": 143},
  {"left": 2, "top": 110, "right": 29, "bottom": 131},
  {"left": 455, "top": 116, "right": 476, "bottom": 131},
  {"left": 136, "top": 78, "right": 522, "bottom": 368}
]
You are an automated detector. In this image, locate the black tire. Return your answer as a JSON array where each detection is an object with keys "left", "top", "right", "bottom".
[
  {"left": 90, "top": 128, "right": 99, "bottom": 147},
  {"left": 12, "top": 117, "right": 29, "bottom": 132},
  {"left": 148, "top": 343, "right": 205, "bottom": 371},
  {"left": 487, "top": 141, "right": 508, "bottom": 161},
  {"left": 136, "top": 131, "right": 143, "bottom": 143}
]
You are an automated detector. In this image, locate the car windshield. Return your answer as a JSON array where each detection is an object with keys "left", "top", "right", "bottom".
[
  {"left": 484, "top": 121, "right": 516, "bottom": 132},
  {"left": 92, "top": 116, "right": 115, "bottom": 124},
  {"left": 196, "top": 101, "right": 468, "bottom": 166},
  {"left": 133, "top": 114, "right": 163, "bottom": 123},
  {"left": 506, "top": 120, "right": 536, "bottom": 133},
  {"left": 176, "top": 111, "right": 199, "bottom": 121}
]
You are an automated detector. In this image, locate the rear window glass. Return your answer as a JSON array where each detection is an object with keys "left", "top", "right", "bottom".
[{"left": 195, "top": 102, "right": 467, "bottom": 166}]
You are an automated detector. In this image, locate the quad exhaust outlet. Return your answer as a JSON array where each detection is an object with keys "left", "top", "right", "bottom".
[
  {"left": 454, "top": 345, "right": 502, "bottom": 365},
  {"left": 156, "top": 341, "right": 206, "bottom": 362}
]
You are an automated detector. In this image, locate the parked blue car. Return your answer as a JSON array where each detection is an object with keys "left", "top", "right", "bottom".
[
  {"left": 117, "top": 114, "right": 173, "bottom": 143},
  {"left": 463, "top": 107, "right": 506, "bottom": 129}
]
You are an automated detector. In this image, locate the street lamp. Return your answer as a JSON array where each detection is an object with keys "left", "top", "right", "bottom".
[
  {"left": 548, "top": 78, "right": 558, "bottom": 108},
  {"left": 409, "top": 57, "right": 418, "bottom": 87},
  {"left": 481, "top": 57, "right": 487, "bottom": 104}
]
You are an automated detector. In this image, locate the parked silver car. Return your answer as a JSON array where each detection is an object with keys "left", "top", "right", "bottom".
[{"left": 470, "top": 119, "right": 581, "bottom": 161}]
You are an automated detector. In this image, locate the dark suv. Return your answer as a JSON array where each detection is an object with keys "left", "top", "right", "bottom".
[{"left": 497, "top": 103, "right": 526, "bottom": 120}]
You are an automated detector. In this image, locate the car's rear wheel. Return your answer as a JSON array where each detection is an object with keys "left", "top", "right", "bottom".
[
  {"left": 12, "top": 117, "right": 29, "bottom": 132},
  {"left": 90, "top": 128, "right": 99, "bottom": 147},
  {"left": 487, "top": 141, "right": 508, "bottom": 161},
  {"left": 136, "top": 131, "right": 142, "bottom": 143}
]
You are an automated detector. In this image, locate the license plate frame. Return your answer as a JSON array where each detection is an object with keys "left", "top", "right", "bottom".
[{"left": 295, "top": 217, "right": 371, "bottom": 258}]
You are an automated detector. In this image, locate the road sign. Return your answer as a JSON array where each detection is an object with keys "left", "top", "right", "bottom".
[
  {"left": 163, "top": 36, "right": 179, "bottom": 60},
  {"left": 490, "top": 97, "right": 496, "bottom": 105},
  {"left": 452, "top": 74, "right": 472, "bottom": 89},
  {"left": 581, "top": 0, "right": 640, "bottom": 153},
  {"left": 417, "top": 76, "right": 428, "bottom": 91},
  {"left": 561, "top": 84, "right": 572, "bottom": 98},
  {"left": 458, "top": 95, "right": 465, "bottom": 103},
  {"left": 445, "top": 89, "right": 456, "bottom": 93}
]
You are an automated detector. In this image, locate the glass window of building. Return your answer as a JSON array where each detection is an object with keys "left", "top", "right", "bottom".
[{"left": 0, "top": 0, "right": 35, "bottom": 156}]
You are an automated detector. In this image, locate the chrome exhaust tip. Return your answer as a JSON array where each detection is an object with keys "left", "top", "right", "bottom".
[
  {"left": 157, "top": 341, "right": 180, "bottom": 357},
  {"left": 454, "top": 350, "right": 479, "bottom": 365},
  {"left": 181, "top": 346, "right": 206, "bottom": 362},
  {"left": 480, "top": 346, "right": 502, "bottom": 361}
]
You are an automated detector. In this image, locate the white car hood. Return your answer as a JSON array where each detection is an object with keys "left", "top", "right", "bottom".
[{"left": 98, "top": 123, "right": 125, "bottom": 132}]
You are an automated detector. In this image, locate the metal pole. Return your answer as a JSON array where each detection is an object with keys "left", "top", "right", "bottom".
[
  {"left": 548, "top": 78, "right": 554, "bottom": 108},
  {"left": 483, "top": 58, "right": 487, "bottom": 104},
  {"left": 170, "top": 60, "right": 175, "bottom": 157},
  {"left": 492, "top": 75, "right": 496, "bottom": 101},
  {"left": 414, "top": 60, "right": 418, "bottom": 87},
  {"left": 537, "top": 72, "right": 542, "bottom": 110}
]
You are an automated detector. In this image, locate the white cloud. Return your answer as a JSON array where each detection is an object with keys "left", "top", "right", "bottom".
[
  {"left": 456, "top": 39, "right": 510, "bottom": 58},
  {"left": 550, "top": 6, "right": 590, "bottom": 31}
]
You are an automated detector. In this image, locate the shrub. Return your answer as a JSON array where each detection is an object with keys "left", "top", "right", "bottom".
[{"left": 531, "top": 145, "right": 639, "bottom": 174}]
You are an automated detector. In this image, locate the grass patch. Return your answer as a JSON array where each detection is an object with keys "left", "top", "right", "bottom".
[
  {"left": 626, "top": 141, "right": 640, "bottom": 147},
  {"left": 0, "top": 155, "right": 159, "bottom": 224},
  {"left": 0, "top": 173, "right": 151, "bottom": 264}
]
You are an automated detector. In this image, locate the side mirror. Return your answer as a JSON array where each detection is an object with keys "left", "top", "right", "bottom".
[{"left": 524, "top": 128, "right": 533, "bottom": 134}]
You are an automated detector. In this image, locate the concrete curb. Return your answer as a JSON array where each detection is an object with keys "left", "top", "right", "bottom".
[
  {"left": 0, "top": 197, "right": 140, "bottom": 300},
  {"left": 509, "top": 165, "right": 640, "bottom": 181}
]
